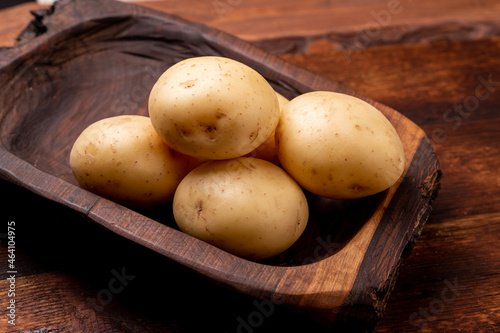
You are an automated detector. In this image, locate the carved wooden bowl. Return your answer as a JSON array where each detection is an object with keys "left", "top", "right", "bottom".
[{"left": 0, "top": 0, "right": 441, "bottom": 329}]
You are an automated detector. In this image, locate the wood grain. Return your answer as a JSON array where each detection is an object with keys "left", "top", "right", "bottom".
[
  {"left": 278, "top": 37, "right": 500, "bottom": 331},
  {"left": 3, "top": 0, "right": 500, "bottom": 51},
  {"left": 138, "top": 0, "right": 500, "bottom": 45},
  {"left": 1, "top": 0, "right": 498, "bottom": 332},
  {"left": 281, "top": 36, "right": 500, "bottom": 222},
  {"left": 280, "top": 36, "right": 500, "bottom": 333},
  {"left": 0, "top": 0, "right": 440, "bottom": 331}
]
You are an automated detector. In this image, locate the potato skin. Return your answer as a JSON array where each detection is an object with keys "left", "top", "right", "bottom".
[
  {"left": 70, "top": 115, "right": 200, "bottom": 208},
  {"left": 277, "top": 91, "right": 405, "bottom": 199},
  {"left": 148, "top": 56, "right": 280, "bottom": 160},
  {"left": 275, "top": 91, "right": 290, "bottom": 111},
  {"left": 172, "top": 157, "right": 308, "bottom": 261},
  {"left": 245, "top": 91, "right": 289, "bottom": 165}
]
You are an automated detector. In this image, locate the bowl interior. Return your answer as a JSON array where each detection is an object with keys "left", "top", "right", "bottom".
[{"left": 0, "top": 18, "right": 386, "bottom": 267}]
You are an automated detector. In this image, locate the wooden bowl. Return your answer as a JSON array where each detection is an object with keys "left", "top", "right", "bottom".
[{"left": 0, "top": 0, "right": 441, "bottom": 330}]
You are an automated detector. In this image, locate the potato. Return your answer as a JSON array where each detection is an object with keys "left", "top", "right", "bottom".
[
  {"left": 70, "top": 115, "right": 201, "bottom": 208},
  {"left": 148, "top": 56, "right": 280, "bottom": 160},
  {"left": 277, "top": 91, "right": 405, "bottom": 199},
  {"left": 275, "top": 91, "right": 290, "bottom": 111},
  {"left": 245, "top": 91, "right": 289, "bottom": 164},
  {"left": 172, "top": 157, "right": 308, "bottom": 261}
]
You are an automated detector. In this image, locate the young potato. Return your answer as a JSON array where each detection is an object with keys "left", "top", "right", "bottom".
[
  {"left": 278, "top": 91, "right": 405, "bottom": 199},
  {"left": 275, "top": 91, "right": 290, "bottom": 111},
  {"left": 172, "top": 157, "right": 309, "bottom": 261},
  {"left": 148, "top": 56, "right": 280, "bottom": 160},
  {"left": 70, "top": 115, "right": 201, "bottom": 208},
  {"left": 245, "top": 91, "right": 289, "bottom": 165}
]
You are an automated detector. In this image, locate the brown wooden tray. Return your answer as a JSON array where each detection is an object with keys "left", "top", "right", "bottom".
[{"left": 0, "top": 0, "right": 441, "bottom": 330}]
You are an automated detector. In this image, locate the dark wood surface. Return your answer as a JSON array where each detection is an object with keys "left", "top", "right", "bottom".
[{"left": 0, "top": 0, "right": 498, "bottom": 332}]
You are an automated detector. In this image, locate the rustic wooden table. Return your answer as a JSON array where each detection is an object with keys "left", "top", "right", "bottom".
[{"left": 1, "top": 0, "right": 499, "bottom": 332}]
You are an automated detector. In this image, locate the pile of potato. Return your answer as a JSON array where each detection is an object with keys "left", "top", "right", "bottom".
[{"left": 70, "top": 56, "right": 404, "bottom": 261}]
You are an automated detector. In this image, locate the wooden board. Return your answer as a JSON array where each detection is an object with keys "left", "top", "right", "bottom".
[{"left": 0, "top": 0, "right": 440, "bottom": 330}]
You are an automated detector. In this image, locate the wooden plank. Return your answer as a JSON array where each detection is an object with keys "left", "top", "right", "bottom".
[
  {"left": 0, "top": 1, "right": 498, "bottom": 332},
  {"left": 0, "top": 271, "right": 174, "bottom": 332},
  {"left": 0, "top": 3, "right": 43, "bottom": 47},
  {"left": 2, "top": 0, "right": 500, "bottom": 49}
]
